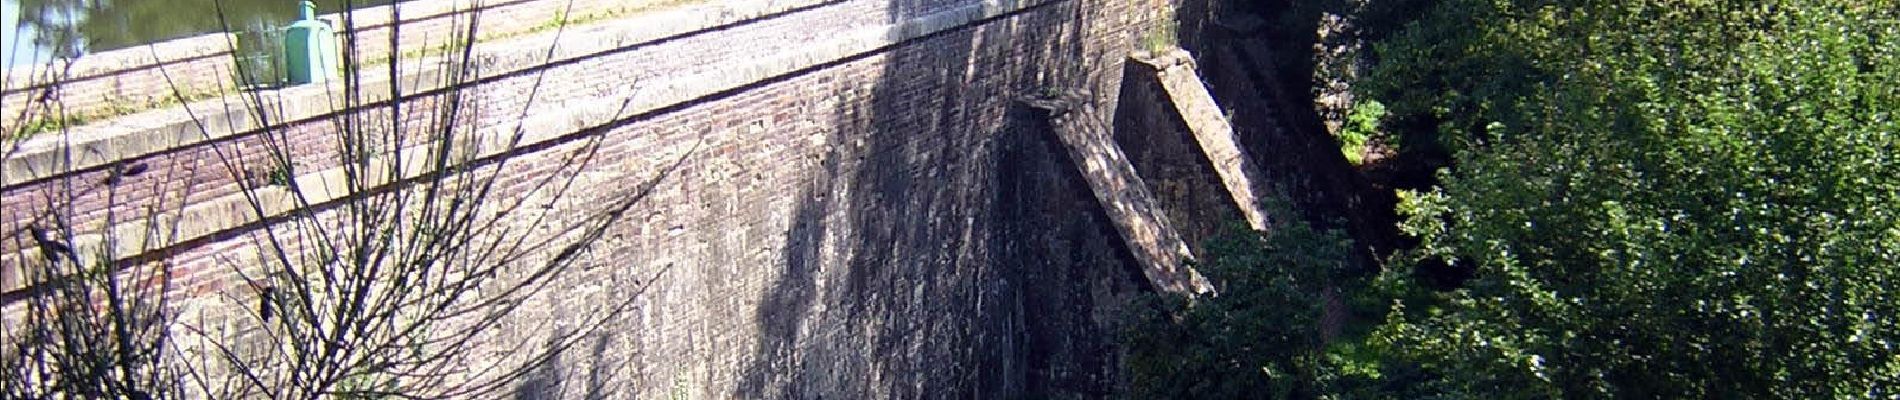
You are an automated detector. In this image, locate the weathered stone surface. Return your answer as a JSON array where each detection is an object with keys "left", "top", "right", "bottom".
[
  {"left": 1123, "top": 49, "right": 1275, "bottom": 234},
  {"left": 4, "top": 0, "right": 1178, "bottom": 397},
  {"left": 1026, "top": 91, "right": 1213, "bottom": 296},
  {"left": 0, "top": 0, "right": 835, "bottom": 189}
]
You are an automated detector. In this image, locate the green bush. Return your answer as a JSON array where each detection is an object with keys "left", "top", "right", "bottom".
[
  {"left": 1338, "top": 100, "right": 1387, "bottom": 165},
  {"left": 1130, "top": 0, "right": 1900, "bottom": 397},
  {"left": 1123, "top": 197, "right": 1358, "bottom": 399},
  {"left": 1359, "top": 0, "right": 1900, "bottom": 397}
]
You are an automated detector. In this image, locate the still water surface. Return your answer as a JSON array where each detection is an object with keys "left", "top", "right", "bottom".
[{"left": 3, "top": 0, "right": 397, "bottom": 68}]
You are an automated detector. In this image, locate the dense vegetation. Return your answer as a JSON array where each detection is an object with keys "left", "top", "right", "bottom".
[
  {"left": 1125, "top": 199, "right": 1359, "bottom": 399},
  {"left": 1129, "top": 0, "right": 1900, "bottom": 397}
]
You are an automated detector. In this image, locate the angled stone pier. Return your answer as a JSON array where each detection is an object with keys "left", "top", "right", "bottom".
[
  {"left": 1130, "top": 49, "right": 1275, "bottom": 233},
  {"left": 1023, "top": 91, "right": 1214, "bottom": 296}
]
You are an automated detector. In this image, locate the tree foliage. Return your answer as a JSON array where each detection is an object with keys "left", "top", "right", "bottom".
[
  {"left": 1131, "top": 0, "right": 1900, "bottom": 398},
  {"left": 1364, "top": 0, "right": 1900, "bottom": 397},
  {"left": 1124, "top": 198, "right": 1358, "bottom": 399}
]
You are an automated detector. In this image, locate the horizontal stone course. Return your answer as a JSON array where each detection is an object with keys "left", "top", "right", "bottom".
[
  {"left": 0, "top": 0, "right": 691, "bottom": 130},
  {"left": 0, "top": 0, "right": 845, "bottom": 190}
]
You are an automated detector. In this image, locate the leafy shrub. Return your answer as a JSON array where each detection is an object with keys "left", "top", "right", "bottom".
[
  {"left": 1338, "top": 99, "right": 1387, "bottom": 165},
  {"left": 1361, "top": 0, "right": 1900, "bottom": 397},
  {"left": 1124, "top": 197, "right": 1358, "bottom": 399},
  {"left": 1135, "top": 1, "right": 1900, "bottom": 397}
]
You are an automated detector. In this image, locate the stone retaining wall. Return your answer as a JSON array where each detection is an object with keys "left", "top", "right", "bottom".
[{"left": 0, "top": 0, "right": 838, "bottom": 264}]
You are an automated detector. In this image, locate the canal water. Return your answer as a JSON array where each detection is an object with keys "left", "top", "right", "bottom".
[{"left": 3, "top": 0, "right": 398, "bottom": 69}]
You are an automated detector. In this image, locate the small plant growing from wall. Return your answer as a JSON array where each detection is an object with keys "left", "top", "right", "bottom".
[
  {"left": 1041, "top": 85, "right": 1064, "bottom": 98},
  {"left": 1337, "top": 99, "right": 1385, "bottom": 165},
  {"left": 240, "top": 160, "right": 295, "bottom": 189},
  {"left": 1141, "top": 3, "right": 1180, "bottom": 55},
  {"left": 267, "top": 161, "right": 294, "bottom": 187}
]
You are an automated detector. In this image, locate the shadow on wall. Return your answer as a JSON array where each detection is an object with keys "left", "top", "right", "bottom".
[
  {"left": 1168, "top": 0, "right": 1221, "bottom": 59},
  {"left": 737, "top": 0, "right": 1144, "bottom": 398},
  {"left": 1165, "top": 0, "right": 1407, "bottom": 268},
  {"left": 512, "top": 330, "right": 618, "bottom": 400},
  {"left": 1108, "top": 59, "right": 1249, "bottom": 253},
  {"left": 508, "top": 226, "right": 687, "bottom": 400},
  {"left": 1229, "top": 0, "right": 1449, "bottom": 262}
]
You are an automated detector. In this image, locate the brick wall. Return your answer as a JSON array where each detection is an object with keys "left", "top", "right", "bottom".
[
  {"left": 0, "top": 0, "right": 682, "bottom": 130},
  {"left": 1, "top": 0, "right": 1171, "bottom": 396},
  {"left": 0, "top": 0, "right": 838, "bottom": 259}
]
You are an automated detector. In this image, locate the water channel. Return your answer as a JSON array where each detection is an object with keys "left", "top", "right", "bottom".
[{"left": 3, "top": 0, "right": 397, "bottom": 68}]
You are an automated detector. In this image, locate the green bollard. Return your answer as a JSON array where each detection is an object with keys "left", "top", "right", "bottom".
[{"left": 283, "top": 0, "right": 338, "bottom": 85}]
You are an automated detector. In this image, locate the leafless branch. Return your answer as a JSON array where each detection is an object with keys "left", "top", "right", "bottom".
[{"left": 1, "top": 0, "right": 663, "bottom": 398}]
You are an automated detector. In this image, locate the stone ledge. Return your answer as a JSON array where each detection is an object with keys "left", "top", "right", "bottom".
[
  {"left": 1, "top": 0, "right": 833, "bottom": 189},
  {"left": 1025, "top": 90, "right": 1214, "bottom": 296},
  {"left": 1, "top": 0, "right": 1050, "bottom": 291}
]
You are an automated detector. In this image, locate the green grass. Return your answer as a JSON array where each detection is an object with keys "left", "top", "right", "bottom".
[
  {"left": 12, "top": 84, "right": 224, "bottom": 138},
  {"left": 362, "top": 0, "right": 706, "bottom": 67},
  {"left": 14, "top": 117, "right": 83, "bottom": 139}
]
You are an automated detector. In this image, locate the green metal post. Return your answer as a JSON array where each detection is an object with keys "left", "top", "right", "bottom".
[{"left": 283, "top": 0, "right": 338, "bottom": 85}]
